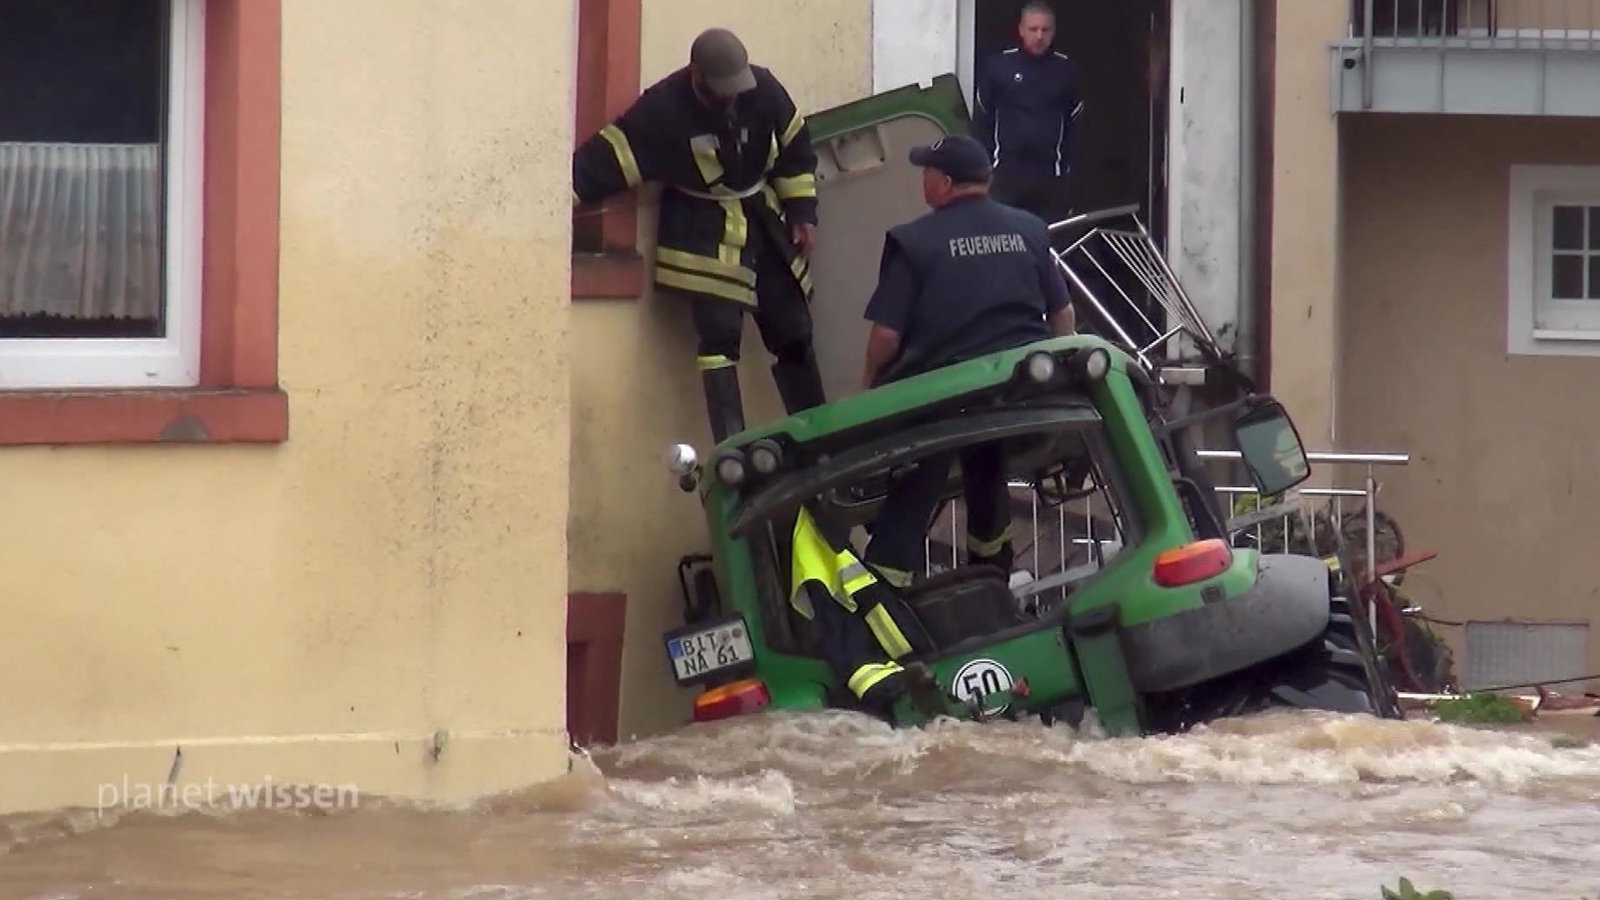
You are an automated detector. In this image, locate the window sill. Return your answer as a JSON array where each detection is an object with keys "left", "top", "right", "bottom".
[
  {"left": 572, "top": 251, "right": 646, "bottom": 300},
  {"left": 1532, "top": 328, "right": 1600, "bottom": 343},
  {"left": 0, "top": 387, "right": 289, "bottom": 446}
]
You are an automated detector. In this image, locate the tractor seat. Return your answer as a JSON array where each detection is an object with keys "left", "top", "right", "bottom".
[{"left": 900, "top": 564, "right": 1031, "bottom": 649}]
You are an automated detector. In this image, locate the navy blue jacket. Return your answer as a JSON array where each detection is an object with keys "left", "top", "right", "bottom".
[
  {"left": 864, "top": 195, "right": 1070, "bottom": 384},
  {"left": 972, "top": 47, "right": 1083, "bottom": 178}
]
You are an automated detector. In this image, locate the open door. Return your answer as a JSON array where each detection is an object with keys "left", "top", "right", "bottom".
[{"left": 803, "top": 75, "right": 969, "bottom": 402}]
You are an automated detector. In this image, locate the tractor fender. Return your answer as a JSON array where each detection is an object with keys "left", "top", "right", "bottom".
[{"left": 1121, "top": 553, "right": 1331, "bottom": 694}]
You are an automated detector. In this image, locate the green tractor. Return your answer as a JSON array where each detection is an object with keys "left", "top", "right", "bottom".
[
  {"left": 657, "top": 79, "right": 1402, "bottom": 737},
  {"left": 660, "top": 332, "right": 1402, "bottom": 735}
]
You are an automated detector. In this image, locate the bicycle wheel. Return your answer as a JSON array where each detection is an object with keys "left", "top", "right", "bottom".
[{"left": 1341, "top": 508, "right": 1406, "bottom": 585}]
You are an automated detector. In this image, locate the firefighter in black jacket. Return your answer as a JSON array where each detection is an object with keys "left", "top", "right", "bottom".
[{"left": 573, "top": 28, "right": 827, "bottom": 443}]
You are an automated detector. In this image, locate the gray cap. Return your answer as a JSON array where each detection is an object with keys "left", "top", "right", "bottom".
[{"left": 690, "top": 28, "right": 758, "bottom": 98}]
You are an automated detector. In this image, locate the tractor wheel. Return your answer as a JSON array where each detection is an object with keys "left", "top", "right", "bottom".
[{"left": 1143, "top": 581, "right": 1404, "bottom": 732}]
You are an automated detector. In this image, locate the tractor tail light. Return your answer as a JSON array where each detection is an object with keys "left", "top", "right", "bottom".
[
  {"left": 1153, "top": 538, "right": 1233, "bottom": 587},
  {"left": 692, "top": 678, "right": 771, "bottom": 723}
]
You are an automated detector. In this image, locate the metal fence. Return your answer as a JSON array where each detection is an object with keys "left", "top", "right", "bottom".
[
  {"left": 1350, "top": 0, "right": 1600, "bottom": 48},
  {"left": 920, "top": 448, "right": 1413, "bottom": 602}
]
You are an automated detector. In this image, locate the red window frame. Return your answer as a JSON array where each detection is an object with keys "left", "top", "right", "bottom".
[
  {"left": 0, "top": 0, "right": 286, "bottom": 446},
  {"left": 571, "top": 0, "right": 645, "bottom": 300}
]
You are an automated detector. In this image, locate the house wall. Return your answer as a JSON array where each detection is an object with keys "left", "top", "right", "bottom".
[
  {"left": 569, "top": 0, "right": 873, "bottom": 741},
  {"left": 0, "top": 0, "right": 575, "bottom": 814},
  {"left": 1338, "top": 113, "right": 1600, "bottom": 687},
  {"left": 1267, "top": 0, "right": 1346, "bottom": 452}
]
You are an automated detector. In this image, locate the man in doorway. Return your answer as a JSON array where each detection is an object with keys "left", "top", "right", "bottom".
[
  {"left": 572, "top": 28, "right": 827, "bottom": 444},
  {"left": 857, "top": 134, "right": 1076, "bottom": 587},
  {"left": 971, "top": 1, "right": 1083, "bottom": 228}
]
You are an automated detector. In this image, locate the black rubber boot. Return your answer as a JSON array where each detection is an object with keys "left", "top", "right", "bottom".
[
  {"left": 702, "top": 365, "right": 747, "bottom": 444},
  {"left": 771, "top": 344, "right": 827, "bottom": 414},
  {"left": 969, "top": 542, "right": 1016, "bottom": 575}
]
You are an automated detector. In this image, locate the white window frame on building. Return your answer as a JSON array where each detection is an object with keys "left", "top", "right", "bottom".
[
  {"left": 1507, "top": 164, "right": 1600, "bottom": 358},
  {"left": 0, "top": 0, "right": 205, "bottom": 389}
]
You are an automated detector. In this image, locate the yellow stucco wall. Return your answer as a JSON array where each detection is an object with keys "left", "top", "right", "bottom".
[
  {"left": 0, "top": 0, "right": 574, "bottom": 815},
  {"left": 570, "top": 0, "right": 873, "bottom": 740},
  {"left": 1338, "top": 114, "right": 1600, "bottom": 689}
]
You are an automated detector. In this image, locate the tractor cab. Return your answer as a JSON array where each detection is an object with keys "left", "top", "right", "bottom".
[{"left": 662, "top": 331, "right": 1337, "bottom": 731}]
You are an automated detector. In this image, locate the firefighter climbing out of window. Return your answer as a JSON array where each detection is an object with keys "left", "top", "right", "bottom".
[
  {"left": 572, "top": 28, "right": 827, "bottom": 444},
  {"left": 788, "top": 500, "right": 937, "bottom": 714}
]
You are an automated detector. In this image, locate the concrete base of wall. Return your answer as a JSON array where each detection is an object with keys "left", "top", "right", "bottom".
[{"left": 0, "top": 729, "right": 571, "bottom": 817}]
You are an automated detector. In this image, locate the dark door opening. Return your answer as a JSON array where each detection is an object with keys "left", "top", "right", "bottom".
[{"left": 972, "top": 0, "right": 1170, "bottom": 248}]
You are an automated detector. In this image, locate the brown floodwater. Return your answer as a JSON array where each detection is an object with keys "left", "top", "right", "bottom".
[{"left": 3, "top": 709, "right": 1598, "bottom": 899}]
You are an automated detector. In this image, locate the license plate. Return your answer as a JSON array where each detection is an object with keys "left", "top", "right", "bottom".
[{"left": 664, "top": 616, "right": 755, "bottom": 685}]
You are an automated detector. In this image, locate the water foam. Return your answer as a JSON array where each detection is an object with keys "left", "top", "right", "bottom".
[{"left": 589, "top": 707, "right": 1600, "bottom": 793}]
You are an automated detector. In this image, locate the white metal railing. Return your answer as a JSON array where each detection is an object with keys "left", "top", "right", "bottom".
[
  {"left": 1206, "top": 450, "right": 1410, "bottom": 582},
  {"left": 919, "top": 449, "right": 1413, "bottom": 605},
  {"left": 1350, "top": 0, "right": 1600, "bottom": 48}
]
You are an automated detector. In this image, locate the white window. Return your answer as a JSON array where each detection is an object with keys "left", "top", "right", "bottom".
[
  {"left": 0, "top": 0, "right": 204, "bottom": 389},
  {"left": 1507, "top": 165, "right": 1600, "bottom": 357}
]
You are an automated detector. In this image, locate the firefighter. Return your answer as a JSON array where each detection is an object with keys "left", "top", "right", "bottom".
[
  {"left": 787, "top": 500, "right": 935, "bottom": 714},
  {"left": 572, "top": 28, "right": 827, "bottom": 444},
  {"left": 858, "top": 134, "right": 1077, "bottom": 585}
]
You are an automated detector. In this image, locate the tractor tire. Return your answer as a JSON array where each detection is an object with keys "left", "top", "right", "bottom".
[{"left": 1143, "top": 582, "right": 1404, "bottom": 732}]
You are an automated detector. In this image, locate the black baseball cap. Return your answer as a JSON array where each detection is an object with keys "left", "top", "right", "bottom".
[
  {"left": 690, "top": 28, "right": 758, "bottom": 98},
  {"left": 908, "top": 134, "right": 992, "bottom": 184}
]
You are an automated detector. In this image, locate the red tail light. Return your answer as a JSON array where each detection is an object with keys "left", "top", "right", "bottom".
[
  {"left": 692, "top": 678, "right": 771, "bottom": 723},
  {"left": 1153, "top": 538, "right": 1233, "bottom": 587}
]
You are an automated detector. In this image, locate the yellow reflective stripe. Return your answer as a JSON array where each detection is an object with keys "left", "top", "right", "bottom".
[
  {"left": 846, "top": 661, "right": 903, "bottom": 699},
  {"left": 761, "top": 184, "right": 783, "bottom": 216},
  {"left": 789, "top": 253, "right": 814, "bottom": 296},
  {"left": 772, "top": 173, "right": 817, "bottom": 200},
  {"left": 656, "top": 267, "right": 754, "bottom": 305},
  {"left": 697, "top": 354, "right": 734, "bottom": 371},
  {"left": 863, "top": 605, "right": 914, "bottom": 660},
  {"left": 600, "top": 125, "right": 642, "bottom": 188},
  {"left": 840, "top": 561, "right": 876, "bottom": 595},
  {"left": 874, "top": 565, "right": 914, "bottom": 589},
  {"left": 657, "top": 247, "right": 756, "bottom": 287},
  {"left": 690, "top": 133, "right": 724, "bottom": 188},
  {"left": 780, "top": 111, "right": 805, "bottom": 149},
  {"left": 718, "top": 242, "right": 742, "bottom": 267},
  {"left": 967, "top": 526, "right": 1012, "bottom": 558},
  {"left": 721, "top": 199, "right": 748, "bottom": 248}
]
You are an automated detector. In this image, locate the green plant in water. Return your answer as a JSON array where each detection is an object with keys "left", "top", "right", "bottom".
[
  {"left": 1381, "top": 876, "right": 1454, "bottom": 900},
  {"left": 1551, "top": 735, "right": 1590, "bottom": 750},
  {"left": 1432, "top": 691, "right": 1532, "bottom": 724}
]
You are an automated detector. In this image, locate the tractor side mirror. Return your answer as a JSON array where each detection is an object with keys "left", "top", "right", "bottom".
[
  {"left": 1232, "top": 400, "right": 1312, "bottom": 498},
  {"left": 665, "top": 443, "right": 700, "bottom": 492}
]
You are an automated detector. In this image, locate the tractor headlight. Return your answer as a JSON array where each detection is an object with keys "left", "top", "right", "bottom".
[
  {"left": 748, "top": 438, "right": 784, "bottom": 476},
  {"left": 713, "top": 450, "right": 748, "bottom": 487},
  {"left": 1023, "top": 351, "right": 1058, "bottom": 385},
  {"left": 1073, "top": 347, "right": 1111, "bottom": 383}
]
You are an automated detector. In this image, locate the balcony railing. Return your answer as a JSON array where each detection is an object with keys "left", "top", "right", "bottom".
[
  {"left": 1336, "top": 0, "right": 1600, "bottom": 114},
  {"left": 1350, "top": 0, "right": 1600, "bottom": 49}
]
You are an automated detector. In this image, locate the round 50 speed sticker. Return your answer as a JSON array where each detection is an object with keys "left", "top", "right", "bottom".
[{"left": 951, "top": 658, "right": 1015, "bottom": 716}]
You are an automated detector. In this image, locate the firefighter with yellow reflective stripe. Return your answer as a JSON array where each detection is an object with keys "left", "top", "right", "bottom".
[
  {"left": 788, "top": 502, "right": 936, "bottom": 713},
  {"left": 572, "top": 28, "right": 827, "bottom": 444}
]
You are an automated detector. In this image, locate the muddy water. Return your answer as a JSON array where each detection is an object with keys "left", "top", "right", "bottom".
[{"left": 4, "top": 710, "right": 1600, "bottom": 899}]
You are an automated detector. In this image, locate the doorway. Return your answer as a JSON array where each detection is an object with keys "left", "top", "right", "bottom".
[{"left": 970, "top": 0, "right": 1170, "bottom": 247}]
